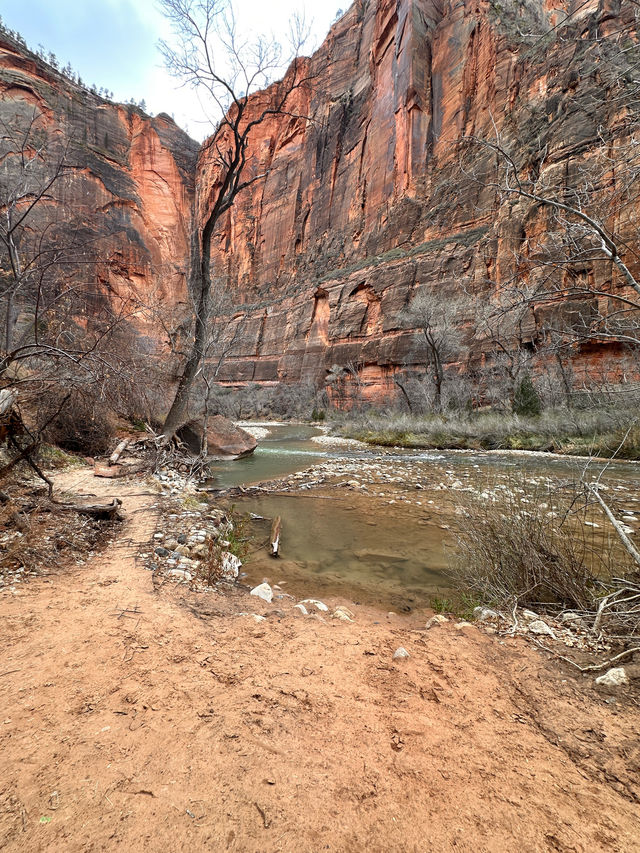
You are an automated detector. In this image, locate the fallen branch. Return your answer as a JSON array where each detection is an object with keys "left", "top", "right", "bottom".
[
  {"left": 530, "top": 638, "right": 640, "bottom": 672},
  {"left": 586, "top": 483, "right": 640, "bottom": 568},
  {"left": 58, "top": 498, "right": 122, "bottom": 519},
  {"left": 270, "top": 515, "right": 282, "bottom": 558}
]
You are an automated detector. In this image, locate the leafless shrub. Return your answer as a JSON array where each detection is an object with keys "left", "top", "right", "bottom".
[
  {"left": 451, "top": 476, "right": 613, "bottom": 611},
  {"left": 39, "top": 388, "right": 116, "bottom": 456}
]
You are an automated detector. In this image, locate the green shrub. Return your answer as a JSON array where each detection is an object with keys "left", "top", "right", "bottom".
[{"left": 513, "top": 375, "right": 542, "bottom": 416}]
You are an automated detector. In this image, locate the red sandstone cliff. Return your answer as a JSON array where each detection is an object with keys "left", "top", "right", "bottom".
[
  {"left": 198, "top": 0, "right": 640, "bottom": 402},
  {"left": 0, "top": 33, "right": 198, "bottom": 354}
]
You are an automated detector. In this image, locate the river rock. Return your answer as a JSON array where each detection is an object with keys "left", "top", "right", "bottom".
[
  {"left": 528, "top": 620, "right": 556, "bottom": 638},
  {"left": 175, "top": 544, "right": 191, "bottom": 557},
  {"left": 474, "top": 606, "right": 498, "bottom": 622},
  {"left": 250, "top": 583, "right": 273, "bottom": 603},
  {"left": 167, "top": 568, "right": 192, "bottom": 582},
  {"left": 392, "top": 647, "right": 410, "bottom": 661},
  {"left": 595, "top": 667, "right": 629, "bottom": 688},
  {"left": 332, "top": 606, "right": 354, "bottom": 622},
  {"left": 191, "top": 543, "right": 208, "bottom": 558},
  {"left": 164, "top": 539, "right": 178, "bottom": 552},
  {"left": 220, "top": 552, "right": 241, "bottom": 581},
  {"left": 154, "top": 546, "right": 170, "bottom": 557},
  {"left": 425, "top": 615, "right": 448, "bottom": 629},
  {"left": 300, "top": 598, "right": 329, "bottom": 613},
  {"left": 292, "top": 603, "right": 308, "bottom": 617}
]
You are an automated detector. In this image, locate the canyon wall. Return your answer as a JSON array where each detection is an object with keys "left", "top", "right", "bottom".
[
  {"left": 0, "top": 32, "right": 198, "bottom": 356},
  {"left": 2, "top": 0, "right": 637, "bottom": 410},
  {"left": 200, "top": 0, "right": 640, "bottom": 402}
]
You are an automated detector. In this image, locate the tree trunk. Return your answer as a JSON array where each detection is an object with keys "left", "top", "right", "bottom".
[{"left": 162, "top": 226, "right": 212, "bottom": 438}]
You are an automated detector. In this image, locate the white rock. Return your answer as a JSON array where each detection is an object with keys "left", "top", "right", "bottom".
[
  {"left": 291, "top": 604, "right": 308, "bottom": 617},
  {"left": 251, "top": 614, "right": 266, "bottom": 623},
  {"left": 392, "top": 647, "right": 410, "bottom": 661},
  {"left": 595, "top": 667, "right": 629, "bottom": 688},
  {"left": 522, "top": 610, "right": 539, "bottom": 620},
  {"left": 250, "top": 583, "right": 273, "bottom": 603},
  {"left": 166, "top": 568, "right": 192, "bottom": 582},
  {"left": 473, "top": 606, "right": 498, "bottom": 622},
  {"left": 425, "top": 615, "right": 449, "bottom": 629},
  {"left": 220, "top": 552, "right": 242, "bottom": 581},
  {"left": 559, "top": 612, "right": 582, "bottom": 625},
  {"left": 528, "top": 620, "right": 556, "bottom": 638},
  {"left": 300, "top": 598, "right": 329, "bottom": 613},
  {"left": 454, "top": 621, "right": 475, "bottom": 630},
  {"left": 332, "top": 606, "right": 354, "bottom": 622}
]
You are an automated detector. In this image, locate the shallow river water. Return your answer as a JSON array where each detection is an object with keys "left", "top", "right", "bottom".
[{"left": 208, "top": 423, "right": 640, "bottom": 611}]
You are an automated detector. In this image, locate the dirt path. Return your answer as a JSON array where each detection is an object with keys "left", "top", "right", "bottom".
[{"left": 0, "top": 467, "right": 639, "bottom": 852}]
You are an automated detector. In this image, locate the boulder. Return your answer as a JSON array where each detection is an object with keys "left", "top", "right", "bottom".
[{"left": 176, "top": 416, "right": 257, "bottom": 459}]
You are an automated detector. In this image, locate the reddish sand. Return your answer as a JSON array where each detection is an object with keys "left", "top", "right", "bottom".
[{"left": 0, "top": 467, "right": 638, "bottom": 852}]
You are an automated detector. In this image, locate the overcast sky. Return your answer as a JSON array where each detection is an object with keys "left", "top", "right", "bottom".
[{"left": 1, "top": 0, "right": 345, "bottom": 140}]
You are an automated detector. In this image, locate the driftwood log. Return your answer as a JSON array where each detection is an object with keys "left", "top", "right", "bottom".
[
  {"left": 60, "top": 497, "right": 123, "bottom": 520},
  {"left": 109, "top": 439, "right": 130, "bottom": 466},
  {"left": 270, "top": 515, "right": 282, "bottom": 558}
]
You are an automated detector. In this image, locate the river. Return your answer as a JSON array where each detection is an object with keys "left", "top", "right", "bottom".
[{"left": 206, "top": 423, "right": 640, "bottom": 611}]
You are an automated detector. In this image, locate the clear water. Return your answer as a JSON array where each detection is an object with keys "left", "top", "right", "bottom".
[
  {"left": 214, "top": 423, "right": 640, "bottom": 611},
  {"left": 205, "top": 424, "right": 327, "bottom": 488},
  {"left": 237, "top": 492, "right": 449, "bottom": 611}
]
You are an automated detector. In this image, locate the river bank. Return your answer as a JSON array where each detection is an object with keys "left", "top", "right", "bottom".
[
  {"left": 1, "top": 463, "right": 639, "bottom": 851},
  {"left": 330, "top": 408, "right": 640, "bottom": 459}
]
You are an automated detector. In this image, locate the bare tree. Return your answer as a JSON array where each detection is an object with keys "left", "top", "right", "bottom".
[
  {"left": 158, "top": 0, "right": 311, "bottom": 437},
  {"left": 0, "top": 107, "right": 143, "bottom": 483},
  {"left": 397, "top": 291, "right": 469, "bottom": 412}
]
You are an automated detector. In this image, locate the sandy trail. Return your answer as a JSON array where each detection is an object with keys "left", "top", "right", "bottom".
[{"left": 0, "top": 467, "right": 639, "bottom": 852}]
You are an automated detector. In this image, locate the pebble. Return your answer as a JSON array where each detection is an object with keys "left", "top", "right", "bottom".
[
  {"left": 595, "top": 667, "right": 629, "bottom": 688},
  {"left": 300, "top": 598, "right": 329, "bottom": 613},
  {"left": 167, "top": 568, "right": 192, "bottom": 582},
  {"left": 250, "top": 583, "right": 273, "bottom": 603},
  {"left": 392, "top": 647, "right": 410, "bottom": 661},
  {"left": 292, "top": 604, "right": 308, "bottom": 617},
  {"left": 425, "top": 615, "right": 448, "bottom": 629},
  {"left": 332, "top": 606, "right": 354, "bottom": 623}
]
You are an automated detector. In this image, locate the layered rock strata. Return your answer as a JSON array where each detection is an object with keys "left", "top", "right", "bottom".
[
  {"left": 199, "top": 0, "right": 640, "bottom": 402},
  {"left": 0, "top": 32, "right": 198, "bottom": 356}
]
